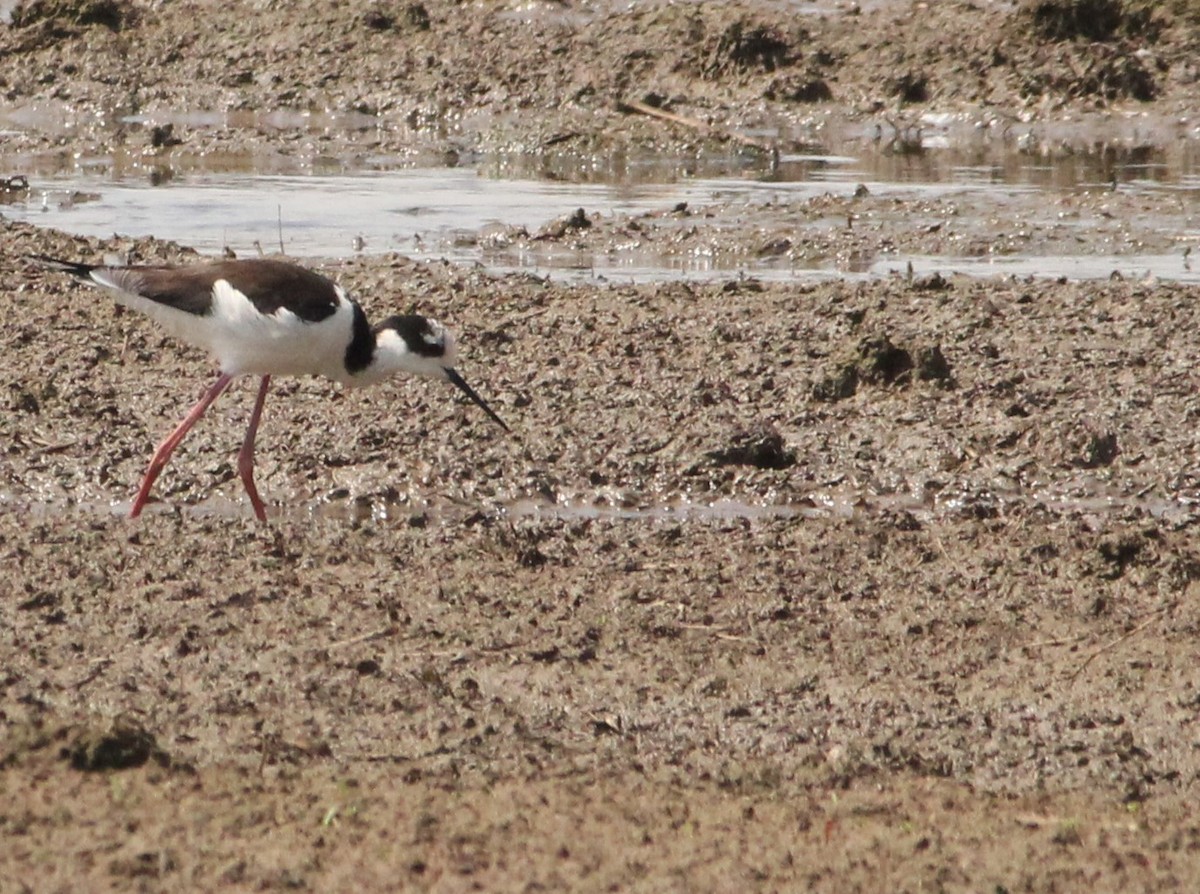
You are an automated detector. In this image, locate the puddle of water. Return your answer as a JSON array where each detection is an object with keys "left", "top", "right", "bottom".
[
  {"left": 4, "top": 104, "right": 1200, "bottom": 280},
  {"left": 870, "top": 252, "right": 1200, "bottom": 285},
  {"left": 4, "top": 157, "right": 1198, "bottom": 281},
  {"left": 3, "top": 166, "right": 825, "bottom": 259},
  {"left": 6, "top": 486, "right": 1199, "bottom": 528}
]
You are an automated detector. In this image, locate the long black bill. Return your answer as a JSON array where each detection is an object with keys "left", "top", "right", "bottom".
[{"left": 445, "top": 368, "right": 510, "bottom": 432}]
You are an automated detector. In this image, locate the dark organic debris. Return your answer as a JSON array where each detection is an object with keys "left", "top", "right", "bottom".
[
  {"left": 707, "top": 426, "right": 797, "bottom": 470},
  {"left": 887, "top": 71, "right": 929, "bottom": 104},
  {"left": 814, "top": 335, "right": 952, "bottom": 401},
  {"left": 1019, "top": 0, "right": 1157, "bottom": 42},
  {"left": 109, "top": 849, "right": 179, "bottom": 880},
  {"left": 812, "top": 363, "right": 859, "bottom": 402},
  {"left": 721, "top": 277, "right": 764, "bottom": 294},
  {"left": 764, "top": 73, "right": 833, "bottom": 103},
  {"left": 1094, "top": 529, "right": 1151, "bottom": 579},
  {"left": 856, "top": 335, "right": 914, "bottom": 386},
  {"left": 363, "top": 6, "right": 394, "bottom": 29},
  {"left": 911, "top": 272, "right": 952, "bottom": 291},
  {"left": 354, "top": 658, "right": 382, "bottom": 676},
  {"left": 703, "top": 18, "right": 797, "bottom": 78},
  {"left": 149, "top": 123, "right": 183, "bottom": 148},
  {"left": 8, "top": 383, "right": 40, "bottom": 413},
  {"left": 11, "top": 0, "right": 134, "bottom": 30},
  {"left": 1076, "top": 428, "right": 1120, "bottom": 468},
  {"left": 885, "top": 509, "right": 922, "bottom": 531},
  {"left": 535, "top": 208, "right": 591, "bottom": 240},
  {"left": 495, "top": 523, "right": 552, "bottom": 567},
  {"left": 65, "top": 717, "right": 170, "bottom": 771},
  {"left": 1024, "top": 42, "right": 1158, "bottom": 101},
  {"left": 363, "top": 2, "right": 429, "bottom": 31},
  {"left": 915, "top": 344, "right": 953, "bottom": 384},
  {"left": 2, "top": 175, "right": 31, "bottom": 194},
  {"left": 404, "top": 2, "right": 431, "bottom": 30},
  {"left": 1011, "top": 1, "right": 1161, "bottom": 101},
  {"left": 2, "top": 716, "right": 171, "bottom": 771},
  {"left": 757, "top": 237, "right": 792, "bottom": 257}
]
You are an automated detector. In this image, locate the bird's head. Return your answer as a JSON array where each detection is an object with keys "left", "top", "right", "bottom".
[
  {"left": 374, "top": 314, "right": 509, "bottom": 431},
  {"left": 375, "top": 314, "right": 458, "bottom": 378}
]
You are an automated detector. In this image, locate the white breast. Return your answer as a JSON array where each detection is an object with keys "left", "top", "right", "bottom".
[{"left": 202, "top": 280, "right": 356, "bottom": 381}]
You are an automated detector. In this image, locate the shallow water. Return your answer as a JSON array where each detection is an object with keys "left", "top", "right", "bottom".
[
  {"left": 4, "top": 106, "right": 1200, "bottom": 281},
  {"left": 6, "top": 486, "right": 1197, "bottom": 527}
]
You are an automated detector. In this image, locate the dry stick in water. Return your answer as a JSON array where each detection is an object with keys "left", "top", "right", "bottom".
[{"left": 616, "top": 98, "right": 777, "bottom": 153}]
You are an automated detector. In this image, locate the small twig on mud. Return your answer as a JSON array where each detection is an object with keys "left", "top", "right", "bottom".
[
  {"left": 501, "top": 307, "right": 551, "bottom": 328},
  {"left": 1014, "top": 813, "right": 1068, "bottom": 829},
  {"left": 72, "top": 658, "right": 112, "bottom": 689},
  {"left": 1023, "top": 632, "right": 1090, "bottom": 650},
  {"left": 676, "top": 622, "right": 758, "bottom": 645},
  {"left": 1067, "top": 603, "right": 1174, "bottom": 684},
  {"left": 364, "top": 753, "right": 414, "bottom": 763},
  {"left": 543, "top": 131, "right": 581, "bottom": 148},
  {"left": 30, "top": 439, "right": 78, "bottom": 456},
  {"left": 616, "top": 98, "right": 776, "bottom": 153},
  {"left": 327, "top": 625, "right": 398, "bottom": 650}
]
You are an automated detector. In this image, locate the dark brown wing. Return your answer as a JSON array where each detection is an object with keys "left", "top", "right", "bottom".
[{"left": 98, "top": 259, "right": 342, "bottom": 323}]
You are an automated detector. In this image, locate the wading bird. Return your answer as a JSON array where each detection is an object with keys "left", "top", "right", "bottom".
[{"left": 34, "top": 255, "right": 508, "bottom": 521}]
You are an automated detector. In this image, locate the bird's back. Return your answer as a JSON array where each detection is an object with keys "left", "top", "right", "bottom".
[{"left": 94, "top": 259, "right": 342, "bottom": 321}]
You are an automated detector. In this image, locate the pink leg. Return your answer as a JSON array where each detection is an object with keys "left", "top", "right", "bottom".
[
  {"left": 130, "top": 373, "right": 235, "bottom": 518},
  {"left": 238, "top": 375, "right": 271, "bottom": 522}
]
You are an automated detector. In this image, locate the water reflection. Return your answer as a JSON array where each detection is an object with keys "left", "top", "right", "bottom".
[{"left": 3, "top": 104, "right": 1200, "bottom": 279}]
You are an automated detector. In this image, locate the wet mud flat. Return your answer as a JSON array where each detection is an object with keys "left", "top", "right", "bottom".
[
  {"left": 3, "top": 0, "right": 1200, "bottom": 162},
  {"left": 6, "top": 0, "right": 1200, "bottom": 889},
  {"left": 4, "top": 218, "right": 1200, "bottom": 890}
]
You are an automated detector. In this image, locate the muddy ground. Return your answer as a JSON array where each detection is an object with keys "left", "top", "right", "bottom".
[{"left": 4, "top": 0, "right": 1200, "bottom": 891}]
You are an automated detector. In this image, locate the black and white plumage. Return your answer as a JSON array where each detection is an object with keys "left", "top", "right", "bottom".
[{"left": 33, "top": 255, "right": 508, "bottom": 521}]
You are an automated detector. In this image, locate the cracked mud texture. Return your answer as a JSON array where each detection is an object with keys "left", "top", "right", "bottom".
[{"left": 4, "top": 0, "right": 1200, "bottom": 891}]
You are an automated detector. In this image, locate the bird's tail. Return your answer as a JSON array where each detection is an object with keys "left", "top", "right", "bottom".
[{"left": 26, "top": 255, "right": 100, "bottom": 280}]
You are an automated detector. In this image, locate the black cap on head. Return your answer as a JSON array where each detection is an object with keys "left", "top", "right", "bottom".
[{"left": 378, "top": 314, "right": 447, "bottom": 358}]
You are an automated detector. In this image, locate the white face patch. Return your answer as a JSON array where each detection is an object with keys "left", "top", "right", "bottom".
[{"left": 359, "top": 327, "right": 452, "bottom": 384}]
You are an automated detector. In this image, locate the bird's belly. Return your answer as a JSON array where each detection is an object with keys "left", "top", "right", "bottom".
[{"left": 210, "top": 313, "right": 350, "bottom": 381}]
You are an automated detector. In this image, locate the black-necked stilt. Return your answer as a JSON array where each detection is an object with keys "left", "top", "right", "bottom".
[{"left": 32, "top": 255, "right": 509, "bottom": 521}]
